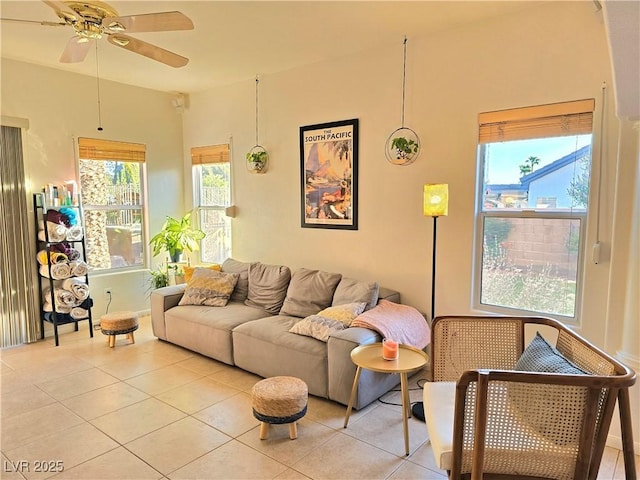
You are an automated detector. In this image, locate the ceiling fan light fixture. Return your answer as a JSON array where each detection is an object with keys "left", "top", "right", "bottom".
[
  {"left": 105, "top": 20, "right": 125, "bottom": 31},
  {"left": 111, "top": 36, "right": 129, "bottom": 47},
  {"left": 75, "top": 21, "right": 102, "bottom": 39}
]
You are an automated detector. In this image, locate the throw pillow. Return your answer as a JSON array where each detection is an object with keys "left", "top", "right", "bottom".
[
  {"left": 183, "top": 264, "right": 221, "bottom": 283},
  {"left": 332, "top": 277, "right": 379, "bottom": 311},
  {"left": 509, "top": 332, "right": 588, "bottom": 445},
  {"left": 289, "top": 315, "right": 346, "bottom": 342},
  {"left": 351, "top": 299, "right": 430, "bottom": 350},
  {"left": 280, "top": 268, "right": 342, "bottom": 318},
  {"left": 244, "top": 262, "right": 291, "bottom": 314},
  {"left": 515, "top": 332, "right": 587, "bottom": 374},
  {"left": 178, "top": 269, "right": 239, "bottom": 307},
  {"left": 316, "top": 302, "right": 366, "bottom": 326},
  {"left": 222, "top": 258, "right": 254, "bottom": 302}
]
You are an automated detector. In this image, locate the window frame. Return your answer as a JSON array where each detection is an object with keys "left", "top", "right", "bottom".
[
  {"left": 191, "top": 144, "right": 232, "bottom": 264},
  {"left": 472, "top": 101, "right": 595, "bottom": 324},
  {"left": 76, "top": 138, "right": 148, "bottom": 274}
]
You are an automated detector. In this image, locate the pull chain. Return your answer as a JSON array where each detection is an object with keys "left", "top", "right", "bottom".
[{"left": 96, "top": 41, "right": 103, "bottom": 131}]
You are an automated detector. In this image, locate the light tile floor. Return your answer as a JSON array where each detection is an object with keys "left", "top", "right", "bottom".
[{"left": 1, "top": 316, "right": 637, "bottom": 480}]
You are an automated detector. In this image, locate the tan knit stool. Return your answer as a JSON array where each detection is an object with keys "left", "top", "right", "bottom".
[
  {"left": 251, "top": 376, "right": 308, "bottom": 440},
  {"left": 100, "top": 311, "right": 139, "bottom": 348}
]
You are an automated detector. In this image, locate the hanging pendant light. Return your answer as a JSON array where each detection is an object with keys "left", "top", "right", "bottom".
[
  {"left": 247, "top": 75, "right": 268, "bottom": 174},
  {"left": 385, "top": 36, "right": 420, "bottom": 166}
]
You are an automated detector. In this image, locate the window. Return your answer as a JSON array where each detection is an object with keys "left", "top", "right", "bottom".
[
  {"left": 475, "top": 99, "right": 595, "bottom": 320},
  {"left": 192, "top": 144, "right": 231, "bottom": 263},
  {"left": 78, "top": 138, "right": 146, "bottom": 271}
]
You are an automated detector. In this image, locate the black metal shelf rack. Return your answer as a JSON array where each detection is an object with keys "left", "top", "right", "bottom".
[{"left": 33, "top": 193, "right": 93, "bottom": 346}]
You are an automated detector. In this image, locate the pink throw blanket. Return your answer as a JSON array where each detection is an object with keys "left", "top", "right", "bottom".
[{"left": 351, "top": 299, "right": 430, "bottom": 350}]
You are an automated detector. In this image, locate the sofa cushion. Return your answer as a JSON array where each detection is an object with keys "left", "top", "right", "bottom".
[
  {"left": 332, "top": 277, "right": 379, "bottom": 310},
  {"left": 183, "top": 264, "right": 221, "bottom": 283},
  {"left": 280, "top": 268, "right": 342, "bottom": 318},
  {"left": 317, "top": 302, "right": 366, "bottom": 326},
  {"left": 178, "top": 269, "right": 238, "bottom": 307},
  {"left": 423, "top": 381, "right": 456, "bottom": 470},
  {"left": 222, "top": 258, "right": 254, "bottom": 302},
  {"left": 289, "top": 315, "right": 346, "bottom": 342},
  {"left": 245, "top": 262, "right": 291, "bottom": 314}
]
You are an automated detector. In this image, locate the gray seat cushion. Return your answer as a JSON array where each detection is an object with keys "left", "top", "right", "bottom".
[
  {"left": 233, "top": 315, "right": 328, "bottom": 397},
  {"left": 165, "top": 301, "right": 270, "bottom": 364}
]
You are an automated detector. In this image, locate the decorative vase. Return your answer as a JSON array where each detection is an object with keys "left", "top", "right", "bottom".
[{"left": 170, "top": 250, "right": 182, "bottom": 263}]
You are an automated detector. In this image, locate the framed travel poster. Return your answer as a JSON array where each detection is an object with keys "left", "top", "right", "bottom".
[{"left": 300, "top": 118, "right": 358, "bottom": 230}]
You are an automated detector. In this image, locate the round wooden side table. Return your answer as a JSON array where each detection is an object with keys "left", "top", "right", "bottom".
[{"left": 343, "top": 343, "right": 428, "bottom": 456}]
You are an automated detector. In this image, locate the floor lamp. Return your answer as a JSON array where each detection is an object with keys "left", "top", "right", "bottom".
[
  {"left": 423, "top": 184, "right": 449, "bottom": 322},
  {"left": 413, "top": 184, "right": 449, "bottom": 423}
]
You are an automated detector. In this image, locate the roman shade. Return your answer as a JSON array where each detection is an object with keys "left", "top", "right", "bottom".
[
  {"left": 191, "top": 144, "right": 230, "bottom": 165},
  {"left": 478, "top": 98, "right": 595, "bottom": 144},
  {"left": 78, "top": 138, "right": 146, "bottom": 162}
]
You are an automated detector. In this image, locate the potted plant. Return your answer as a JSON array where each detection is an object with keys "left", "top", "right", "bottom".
[
  {"left": 246, "top": 150, "right": 268, "bottom": 173},
  {"left": 390, "top": 136, "right": 419, "bottom": 161},
  {"left": 149, "top": 266, "right": 169, "bottom": 289},
  {"left": 149, "top": 211, "right": 205, "bottom": 262}
]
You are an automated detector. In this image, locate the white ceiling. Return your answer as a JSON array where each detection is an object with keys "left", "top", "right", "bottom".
[{"left": 0, "top": 0, "right": 546, "bottom": 94}]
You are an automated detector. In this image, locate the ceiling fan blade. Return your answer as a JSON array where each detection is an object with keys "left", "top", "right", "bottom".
[
  {"left": 103, "top": 11, "right": 193, "bottom": 33},
  {"left": 60, "top": 36, "right": 93, "bottom": 63},
  {"left": 107, "top": 34, "right": 189, "bottom": 68},
  {"left": 41, "top": 0, "right": 80, "bottom": 21},
  {"left": 0, "top": 18, "right": 66, "bottom": 27}
]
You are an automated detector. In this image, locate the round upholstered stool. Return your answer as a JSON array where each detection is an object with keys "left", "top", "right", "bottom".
[
  {"left": 100, "top": 311, "right": 139, "bottom": 348},
  {"left": 251, "top": 376, "right": 308, "bottom": 440}
]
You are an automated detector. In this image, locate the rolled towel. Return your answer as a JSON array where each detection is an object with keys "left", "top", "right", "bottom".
[
  {"left": 36, "top": 250, "right": 49, "bottom": 265},
  {"left": 43, "top": 301, "right": 71, "bottom": 314},
  {"left": 66, "top": 225, "right": 83, "bottom": 241},
  {"left": 50, "top": 252, "right": 68, "bottom": 264},
  {"left": 46, "top": 222, "right": 67, "bottom": 242},
  {"left": 61, "top": 278, "right": 90, "bottom": 301},
  {"left": 70, "top": 307, "right": 88, "bottom": 319},
  {"left": 65, "top": 248, "right": 81, "bottom": 261},
  {"left": 70, "top": 260, "right": 88, "bottom": 277},
  {"left": 44, "top": 287, "right": 76, "bottom": 308},
  {"left": 40, "top": 263, "right": 71, "bottom": 279}
]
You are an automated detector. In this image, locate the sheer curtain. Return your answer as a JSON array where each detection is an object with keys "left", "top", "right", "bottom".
[{"left": 0, "top": 125, "right": 40, "bottom": 347}]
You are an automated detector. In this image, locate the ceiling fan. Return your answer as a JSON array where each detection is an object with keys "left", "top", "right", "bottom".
[{"left": 1, "top": 0, "right": 194, "bottom": 68}]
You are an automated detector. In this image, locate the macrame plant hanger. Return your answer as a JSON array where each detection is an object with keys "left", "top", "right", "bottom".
[
  {"left": 246, "top": 75, "right": 269, "bottom": 173},
  {"left": 385, "top": 36, "right": 420, "bottom": 166}
]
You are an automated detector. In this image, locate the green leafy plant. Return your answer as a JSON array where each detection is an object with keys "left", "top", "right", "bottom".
[
  {"left": 246, "top": 151, "right": 268, "bottom": 171},
  {"left": 149, "top": 211, "right": 205, "bottom": 262},
  {"left": 149, "top": 267, "right": 170, "bottom": 289},
  {"left": 390, "top": 136, "right": 419, "bottom": 160}
]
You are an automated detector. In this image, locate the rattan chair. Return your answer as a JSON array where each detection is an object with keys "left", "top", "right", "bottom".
[{"left": 423, "top": 315, "right": 636, "bottom": 480}]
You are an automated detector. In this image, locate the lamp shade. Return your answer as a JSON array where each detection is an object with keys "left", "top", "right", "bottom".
[{"left": 423, "top": 184, "right": 449, "bottom": 217}]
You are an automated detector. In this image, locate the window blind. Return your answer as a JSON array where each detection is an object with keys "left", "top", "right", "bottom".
[
  {"left": 191, "top": 144, "right": 230, "bottom": 165},
  {"left": 478, "top": 99, "right": 595, "bottom": 144},
  {"left": 78, "top": 138, "right": 146, "bottom": 162}
]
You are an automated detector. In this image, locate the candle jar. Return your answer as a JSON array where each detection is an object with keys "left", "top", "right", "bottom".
[{"left": 382, "top": 338, "right": 399, "bottom": 360}]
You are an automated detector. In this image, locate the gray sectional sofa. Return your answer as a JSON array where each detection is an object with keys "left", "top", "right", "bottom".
[{"left": 150, "top": 258, "right": 403, "bottom": 409}]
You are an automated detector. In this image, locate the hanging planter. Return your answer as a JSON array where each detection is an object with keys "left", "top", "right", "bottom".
[
  {"left": 246, "top": 76, "right": 269, "bottom": 174},
  {"left": 385, "top": 127, "right": 420, "bottom": 166},
  {"left": 385, "top": 36, "right": 421, "bottom": 166},
  {"left": 246, "top": 145, "right": 269, "bottom": 174}
]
